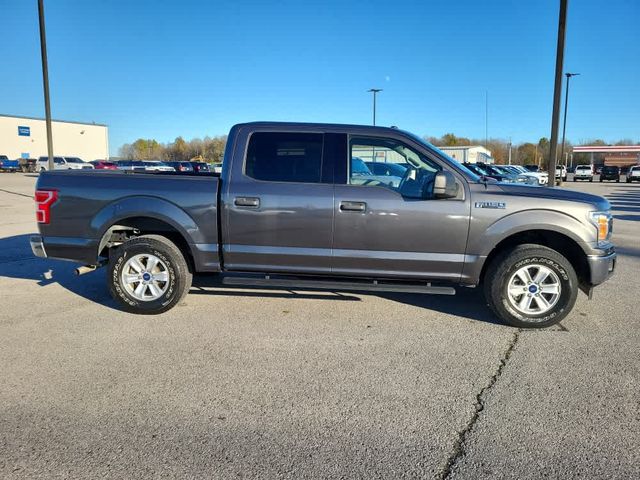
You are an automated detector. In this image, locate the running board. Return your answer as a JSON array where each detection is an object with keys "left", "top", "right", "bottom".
[{"left": 221, "top": 275, "right": 456, "bottom": 295}]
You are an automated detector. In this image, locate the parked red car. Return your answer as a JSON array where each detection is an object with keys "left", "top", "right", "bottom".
[{"left": 90, "top": 160, "right": 118, "bottom": 170}]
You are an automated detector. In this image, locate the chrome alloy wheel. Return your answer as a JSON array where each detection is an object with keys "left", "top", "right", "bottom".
[
  {"left": 121, "top": 254, "right": 170, "bottom": 301},
  {"left": 507, "top": 264, "right": 561, "bottom": 315}
]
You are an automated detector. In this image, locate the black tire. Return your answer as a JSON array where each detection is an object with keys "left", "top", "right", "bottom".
[
  {"left": 483, "top": 244, "right": 579, "bottom": 328},
  {"left": 107, "top": 234, "right": 192, "bottom": 314},
  {"left": 589, "top": 178, "right": 593, "bottom": 182}
]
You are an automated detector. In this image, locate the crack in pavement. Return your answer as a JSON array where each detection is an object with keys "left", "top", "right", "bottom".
[
  {"left": 0, "top": 188, "right": 33, "bottom": 199},
  {"left": 439, "top": 329, "right": 521, "bottom": 480}
]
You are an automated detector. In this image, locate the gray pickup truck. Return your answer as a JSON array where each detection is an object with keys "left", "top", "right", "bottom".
[{"left": 31, "top": 122, "right": 616, "bottom": 327}]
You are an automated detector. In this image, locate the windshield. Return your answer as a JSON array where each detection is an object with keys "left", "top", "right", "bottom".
[
  {"left": 464, "top": 163, "right": 488, "bottom": 176},
  {"left": 401, "top": 131, "right": 481, "bottom": 181}
]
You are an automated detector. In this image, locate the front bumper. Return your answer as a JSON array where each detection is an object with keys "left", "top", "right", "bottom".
[
  {"left": 30, "top": 235, "right": 47, "bottom": 258},
  {"left": 587, "top": 251, "right": 616, "bottom": 286}
]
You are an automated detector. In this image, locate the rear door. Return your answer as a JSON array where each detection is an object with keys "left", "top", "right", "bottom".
[
  {"left": 223, "top": 130, "right": 336, "bottom": 274},
  {"left": 332, "top": 134, "right": 471, "bottom": 281}
]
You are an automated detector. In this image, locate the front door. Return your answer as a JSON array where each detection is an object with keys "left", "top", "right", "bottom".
[
  {"left": 332, "top": 135, "right": 471, "bottom": 281},
  {"left": 223, "top": 131, "right": 335, "bottom": 274}
]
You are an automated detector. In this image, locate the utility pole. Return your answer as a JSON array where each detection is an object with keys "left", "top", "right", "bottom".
[
  {"left": 548, "top": 0, "right": 569, "bottom": 187},
  {"left": 559, "top": 72, "right": 580, "bottom": 185},
  {"left": 508, "top": 138, "right": 512, "bottom": 165},
  {"left": 38, "top": 0, "right": 54, "bottom": 172},
  {"left": 367, "top": 89, "right": 382, "bottom": 126}
]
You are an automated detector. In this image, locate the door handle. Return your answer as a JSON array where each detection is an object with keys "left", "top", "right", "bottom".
[
  {"left": 340, "top": 201, "right": 366, "bottom": 212},
  {"left": 234, "top": 196, "right": 260, "bottom": 208}
]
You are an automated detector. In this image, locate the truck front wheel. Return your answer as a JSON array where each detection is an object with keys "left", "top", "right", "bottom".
[
  {"left": 484, "top": 244, "right": 578, "bottom": 328},
  {"left": 107, "top": 235, "right": 192, "bottom": 314}
]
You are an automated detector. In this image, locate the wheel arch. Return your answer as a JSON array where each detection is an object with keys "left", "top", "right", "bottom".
[
  {"left": 479, "top": 229, "right": 590, "bottom": 287},
  {"left": 91, "top": 196, "right": 202, "bottom": 271}
]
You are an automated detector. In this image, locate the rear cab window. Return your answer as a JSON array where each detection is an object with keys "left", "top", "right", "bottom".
[{"left": 245, "top": 132, "right": 323, "bottom": 183}]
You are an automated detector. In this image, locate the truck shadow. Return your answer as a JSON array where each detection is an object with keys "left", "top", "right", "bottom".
[
  {"left": 191, "top": 276, "right": 503, "bottom": 325},
  {"left": 0, "top": 234, "right": 581, "bottom": 326},
  {"left": 0, "top": 234, "right": 119, "bottom": 308},
  {"left": 0, "top": 234, "right": 504, "bottom": 324}
]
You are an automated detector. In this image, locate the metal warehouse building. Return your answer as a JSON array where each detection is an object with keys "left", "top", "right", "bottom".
[
  {"left": 0, "top": 114, "right": 109, "bottom": 160},
  {"left": 439, "top": 145, "right": 493, "bottom": 164}
]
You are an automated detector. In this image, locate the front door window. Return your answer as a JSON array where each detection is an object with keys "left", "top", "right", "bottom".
[{"left": 350, "top": 137, "right": 441, "bottom": 199}]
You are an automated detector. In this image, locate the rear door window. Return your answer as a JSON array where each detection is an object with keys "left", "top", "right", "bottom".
[{"left": 245, "top": 132, "right": 323, "bottom": 183}]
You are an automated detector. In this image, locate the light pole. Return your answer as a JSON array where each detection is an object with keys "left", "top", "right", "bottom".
[
  {"left": 548, "top": 0, "right": 569, "bottom": 187},
  {"left": 38, "top": 0, "right": 54, "bottom": 172},
  {"left": 367, "top": 89, "right": 382, "bottom": 126},
  {"left": 559, "top": 72, "right": 580, "bottom": 184}
]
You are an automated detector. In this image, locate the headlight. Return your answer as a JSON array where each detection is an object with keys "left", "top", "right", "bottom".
[{"left": 588, "top": 211, "right": 613, "bottom": 246}]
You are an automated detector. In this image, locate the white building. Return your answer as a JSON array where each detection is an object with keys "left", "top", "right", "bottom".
[
  {"left": 0, "top": 114, "right": 109, "bottom": 160},
  {"left": 438, "top": 145, "right": 493, "bottom": 164}
]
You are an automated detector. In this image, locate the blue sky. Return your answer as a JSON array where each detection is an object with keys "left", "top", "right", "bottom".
[{"left": 1, "top": 0, "right": 638, "bottom": 155}]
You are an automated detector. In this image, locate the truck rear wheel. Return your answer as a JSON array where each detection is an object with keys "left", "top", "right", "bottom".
[
  {"left": 483, "top": 244, "right": 578, "bottom": 328},
  {"left": 108, "top": 235, "right": 192, "bottom": 314}
]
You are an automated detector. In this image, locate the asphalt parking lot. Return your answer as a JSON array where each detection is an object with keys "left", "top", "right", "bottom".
[{"left": 1, "top": 173, "right": 639, "bottom": 479}]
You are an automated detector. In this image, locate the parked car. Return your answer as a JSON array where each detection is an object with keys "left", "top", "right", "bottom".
[
  {"left": 555, "top": 165, "right": 567, "bottom": 181},
  {"left": 463, "top": 162, "right": 508, "bottom": 182},
  {"left": 351, "top": 157, "right": 403, "bottom": 188},
  {"left": 599, "top": 166, "right": 620, "bottom": 182},
  {"left": 212, "top": 162, "right": 223, "bottom": 174},
  {"left": 164, "top": 161, "right": 194, "bottom": 172},
  {"left": 365, "top": 161, "right": 408, "bottom": 178},
  {"left": 31, "top": 121, "right": 616, "bottom": 328},
  {"left": 0, "top": 155, "right": 19, "bottom": 172},
  {"left": 595, "top": 166, "right": 603, "bottom": 175},
  {"left": 38, "top": 156, "right": 94, "bottom": 171},
  {"left": 626, "top": 165, "right": 640, "bottom": 183},
  {"left": 116, "top": 160, "right": 147, "bottom": 171},
  {"left": 189, "top": 161, "right": 211, "bottom": 173},
  {"left": 90, "top": 160, "right": 118, "bottom": 170},
  {"left": 504, "top": 165, "right": 548, "bottom": 184},
  {"left": 144, "top": 161, "right": 175, "bottom": 172},
  {"left": 573, "top": 165, "right": 594, "bottom": 182},
  {"left": 18, "top": 158, "right": 38, "bottom": 173}
]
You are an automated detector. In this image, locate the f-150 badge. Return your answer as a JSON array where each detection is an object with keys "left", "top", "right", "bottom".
[{"left": 475, "top": 201, "right": 506, "bottom": 209}]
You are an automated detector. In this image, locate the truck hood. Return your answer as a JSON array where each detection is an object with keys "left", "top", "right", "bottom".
[{"left": 496, "top": 184, "right": 610, "bottom": 210}]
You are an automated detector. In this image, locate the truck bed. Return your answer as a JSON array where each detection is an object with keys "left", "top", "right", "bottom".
[{"left": 36, "top": 170, "right": 221, "bottom": 270}]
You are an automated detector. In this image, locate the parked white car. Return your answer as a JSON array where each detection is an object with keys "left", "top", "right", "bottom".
[
  {"left": 627, "top": 165, "right": 640, "bottom": 183},
  {"left": 510, "top": 166, "right": 548, "bottom": 185},
  {"left": 144, "top": 161, "right": 175, "bottom": 172},
  {"left": 555, "top": 165, "right": 567, "bottom": 180},
  {"left": 573, "top": 164, "right": 594, "bottom": 182},
  {"left": 38, "top": 156, "right": 94, "bottom": 171}
]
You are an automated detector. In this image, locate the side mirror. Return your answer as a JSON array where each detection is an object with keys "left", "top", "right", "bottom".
[{"left": 433, "top": 171, "right": 459, "bottom": 199}]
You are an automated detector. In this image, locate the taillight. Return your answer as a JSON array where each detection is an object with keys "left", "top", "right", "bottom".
[{"left": 35, "top": 189, "right": 58, "bottom": 224}]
